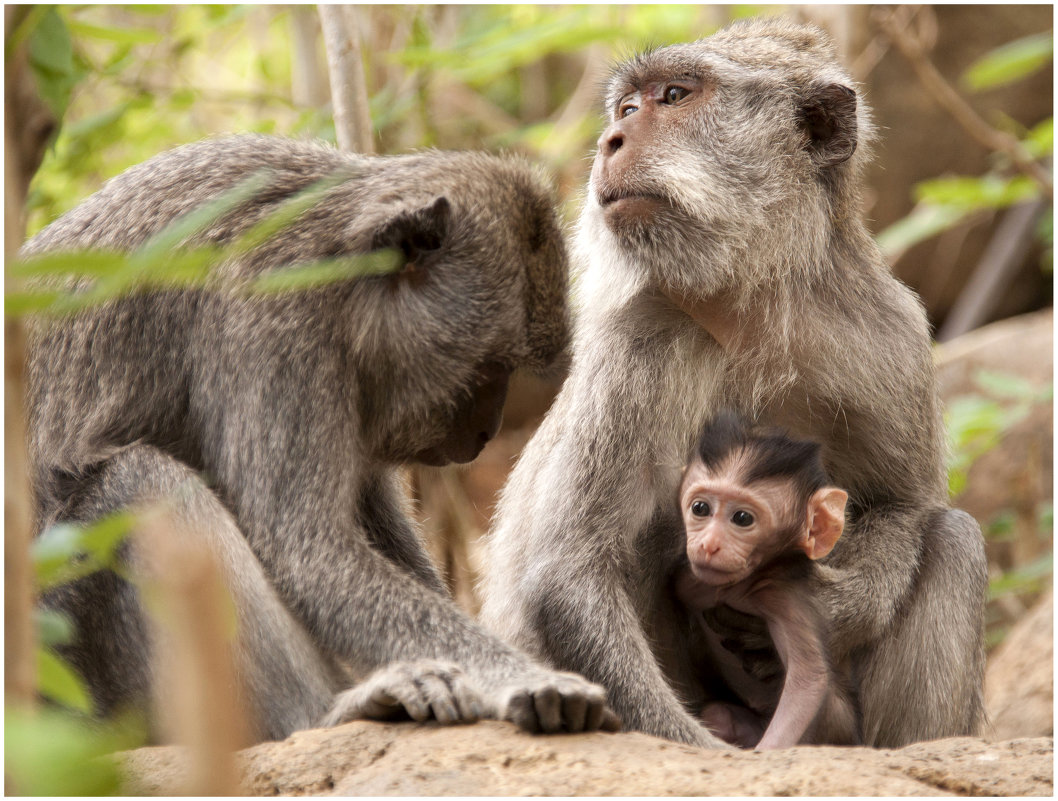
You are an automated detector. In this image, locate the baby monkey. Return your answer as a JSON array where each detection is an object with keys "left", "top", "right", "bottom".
[{"left": 675, "top": 412, "right": 861, "bottom": 750}]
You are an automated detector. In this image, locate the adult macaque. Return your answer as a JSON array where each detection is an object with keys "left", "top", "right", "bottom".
[
  {"left": 482, "top": 18, "right": 986, "bottom": 748},
  {"left": 675, "top": 412, "right": 859, "bottom": 749},
  {"left": 27, "top": 136, "right": 618, "bottom": 741}
]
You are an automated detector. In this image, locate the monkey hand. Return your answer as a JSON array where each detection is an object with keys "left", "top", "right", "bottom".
[
  {"left": 321, "top": 660, "right": 485, "bottom": 728},
  {"left": 702, "top": 605, "right": 783, "bottom": 684},
  {"left": 489, "top": 670, "right": 622, "bottom": 734}
]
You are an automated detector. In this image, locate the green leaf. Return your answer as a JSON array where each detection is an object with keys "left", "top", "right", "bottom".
[
  {"left": 963, "top": 32, "right": 1053, "bottom": 92},
  {"left": 27, "top": 7, "right": 74, "bottom": 74},
  {"left": 251, "top": 250, "right": 404, "bottom": 294},
  {"left": 134, "top": 169, "right": 273, "bottom": 262},
  {"left": 987, "top": 552, "right": 1054, "bottom": 599},
  {"left": 64, "top": 19, "right": 161, "bottom": 45},
  {"left": 37, "top": 647, "right": 93, "bottom": 713},
  {"left": 914, "top": 174, "right": 1040, "bottom": 210},
  {"left": 973, "top": 369, "right": 1048, "bottom": 402},
  {"left": 27, "top": 6, "right": 80, "bottom": 120},
  {"left": 231, "top": 172, "right": 353, "bottom": 257},
  {"left": 876, "top": 203, "right": 969, "bottom": 258},
  {"left": 32, "top": 514, "right": 135, "bottom": 591},
  {"left": 65, "top": 101, "right": 137, "bottom": 140},
  {"left": 1023, "top": 118, "right": 1054, "bottom": 159},
  {"left": 36, "top": 608, "right": 76, "bottom": 648},
  {"left": 1039, "top": 502, "right": 1054, "bottom": 537},
  {"left": 985, "top": 510, "right": 1015, "bottom": 540},
  {"left": 5, "top": 705, "right": 143, "bottom": 795},
  {"left": 8, "top": 249, "right": 130, "bottom": 280}
]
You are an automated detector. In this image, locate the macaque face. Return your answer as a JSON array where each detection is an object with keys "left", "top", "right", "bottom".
[{"left": 679, "top": 456, "right": 846, "bottom": 588}]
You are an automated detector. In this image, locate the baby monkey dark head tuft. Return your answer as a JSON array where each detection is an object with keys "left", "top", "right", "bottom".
[{"left": 681, "top": 411, "right": 847, "bottom": 586}]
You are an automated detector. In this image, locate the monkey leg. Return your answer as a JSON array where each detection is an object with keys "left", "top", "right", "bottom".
[
  {"left": 853, "top": 508, "right": 987, "bottom": 747},
  {"left": 39, "top": 444, "right": 340, "bottom": 741}
]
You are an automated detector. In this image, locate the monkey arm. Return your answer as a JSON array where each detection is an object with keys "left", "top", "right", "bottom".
[
  {"left": 815, "top": 502, "right": 932, "bottom": 658},
  {"left": 747, "top": 586, "right": 830, "bottom": 750},
  {"left": 481, "top": 349, "right": 729, "bottom": 748},
  {"left": 226, "top": 454, "right": 615, "bottom": 733}
]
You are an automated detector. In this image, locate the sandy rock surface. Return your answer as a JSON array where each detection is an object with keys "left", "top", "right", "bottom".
[
  {"left": 985, "top": 589, "right": 1054, "bottom": 741},
  {"left": 121, "top": 721, "right": 1052, "bottom": 796}
]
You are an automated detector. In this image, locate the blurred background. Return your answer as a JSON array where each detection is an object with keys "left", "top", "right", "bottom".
[{"left": 5, "top": 5, "right": 1052, "bottom": 792}]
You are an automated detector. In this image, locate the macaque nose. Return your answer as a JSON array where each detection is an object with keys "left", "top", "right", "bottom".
[
  {"left": 692, "top": 536, "right": 721, "bottom": 562},
  {"left": 599, "top": 126, "right": 624, "bottom": 158}
]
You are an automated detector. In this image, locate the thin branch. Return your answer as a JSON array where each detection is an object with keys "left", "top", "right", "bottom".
[
  {"left": 318, "top": 4, "right": 374, "bottom": 154},
  {"left": 290, "top": 5, "right": 328, "bottom": 108},
  {"left": 143, "top": 515, "right": 250, "bottom": 795},
  {"left": 875, "top": 6, "right": 1052, "bottom": 199},
  {"left": 540, "top": 45, "right": 608, "bottom": 159},
  {"left": 937, "top": 199, "right": 1048, "bottom": 341}
]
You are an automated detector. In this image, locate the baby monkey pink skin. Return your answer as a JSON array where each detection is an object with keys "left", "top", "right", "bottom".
[{"left": 675, "top": 416, "right": 860, "bottom": 750}]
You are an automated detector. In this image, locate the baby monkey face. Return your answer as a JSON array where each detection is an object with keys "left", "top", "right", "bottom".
[
  {"left": 679, "top": 457, "right": 848, "bottom": 587},
  {"left": 679, "top": 460, "right": 795, "bottom": 585}
]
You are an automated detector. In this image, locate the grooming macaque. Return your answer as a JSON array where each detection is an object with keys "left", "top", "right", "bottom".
[
  {"left": 482, "top": 18, "right": 986, "bottom": 748},
  {"left": 675, "top": 413, "right": 859, "bottom": 749},
  {"left": 26, "top": 135, "right": 618, "bottom": 741}
]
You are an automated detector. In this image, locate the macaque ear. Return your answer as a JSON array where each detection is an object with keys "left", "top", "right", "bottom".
[
  {"left": 800, "top": 487, "right": 848, "bottom": 560},
  {"left": 799, "top": 83, "right": 857, "bottom": 168},
  {"left": 369, "top": 195, "right": 450, "bottom": 259}
]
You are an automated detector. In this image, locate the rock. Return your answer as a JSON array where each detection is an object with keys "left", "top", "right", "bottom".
[
  {"left": 985, "top": 589, "right": 1054, "bottom": 740},
  {"left": 120, "top": 721, "right": 1053, "bottom": 796},
  {"left": 935, "top": 309, "right": 1053, "bottom": 643},
  {"left": 935, "top": 308, "right": 1053, "bottom": 566}
]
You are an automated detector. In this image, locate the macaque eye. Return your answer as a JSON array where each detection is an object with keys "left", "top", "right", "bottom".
[
  {"left": 619, "top": 102, "right": 638, "bottom": 118},
  {"left": 664, "top": 85, "right": 689, "bottom": 104},
  {"left": 690, "top": 500, "right": 711, "bottom": 517},
  {"left": 731, "top": 510, "right": 754, "bottom": 527}
]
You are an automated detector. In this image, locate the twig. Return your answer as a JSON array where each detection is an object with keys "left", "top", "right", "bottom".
[
  {"left": 875, "top": 7, "right": 1052, "bottom": 199},
  {"left": 318, "top": 4, "right": 374, "bottom": 154},
  {"left": 141, "top": 514, "right": 251, "bottom": 796},
  {"left": 290, "top": 5, "right": 328, "bottom": 108},
  {"left": 937, "top": 199, "right": 1048, "bottom": 341},
  {"left": 540, "top": 45, "right": 609, "bottom": 160}
]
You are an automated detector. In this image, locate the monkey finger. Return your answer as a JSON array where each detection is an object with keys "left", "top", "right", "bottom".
[
  {"left": 532, "top": 683, "right": 563, "bottom": 733},
  {"left": 503, "top": 690, "right": 541, "bottom": 733},
  {"left": 372, "top": 676, "right": 431, "bottom": 722},
  {"left": 599, "top": 707, "right": 622, "bottom": 732},
  {"left": 558, "top": 690, "right": 588, "bottom": 732},
  {"left": 447, "top": 674, "right": 484, "bottom": 723},
  {"left": 416, "top": 673, "right": 461, "bottom": 724}
]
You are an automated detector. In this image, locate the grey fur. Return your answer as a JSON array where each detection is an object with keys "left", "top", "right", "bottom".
[
  {"left": 481, "top": 19, "right": 986, "bottom": 749},
  {"left": 27, "top": 135, "right": 618, "bottom": 741}
]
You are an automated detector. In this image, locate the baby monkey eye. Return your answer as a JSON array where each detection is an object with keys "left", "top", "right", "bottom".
[
  {"left": 690, "top": 500, "right": 711, "bottom": 517},
  {"left": 664, "top": 85, "right": 690, "bottom": 104},
  {"left": 731, "top": 510, "right": 754, "bottom": 527}
]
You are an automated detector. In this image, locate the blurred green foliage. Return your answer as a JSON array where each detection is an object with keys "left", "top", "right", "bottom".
[
  {"left": 961, "top": 31, "right": 1053, "bottom": 92},
  {"left": 877, "top": 31, "right": 1053, "bottom": 264},
  {"left": 5, "top": 511, "right": 142, "bottom": 795},
  {"left": 946, "top": 368, "right": 1053, "bottom": 641},
  {"left": 25, "top": 4, "right": 744, "bottom": 234},
  {"left": 946, "top": 368, "right": 1052, "bottom": 498},
  {"left": 6, "top": 706, "right": 144, "bottom": 796}
]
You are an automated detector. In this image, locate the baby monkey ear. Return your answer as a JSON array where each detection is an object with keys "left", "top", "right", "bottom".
[{"left": 800, "top": 487, "right": 848, "bottom": 560}]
